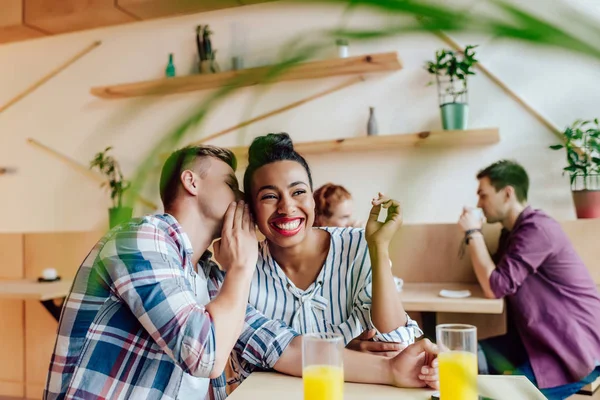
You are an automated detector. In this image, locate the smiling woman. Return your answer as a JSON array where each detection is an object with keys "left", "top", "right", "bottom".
[{"left": 242, "top": 133, "right": 422, "bottom": 351}]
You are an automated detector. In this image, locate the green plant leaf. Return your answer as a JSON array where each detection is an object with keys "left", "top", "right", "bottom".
[
  {"left": 564, "top": 165, "right": 579, "bottom": 172},
  {"left": 570, "top": 173, "right": 578, "bottom": 186},
  {"left": 549, "top": 144, "right": 564, "bottom": 150}
]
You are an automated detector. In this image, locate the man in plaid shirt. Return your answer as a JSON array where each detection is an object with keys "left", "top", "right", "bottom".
[{"left": 44, "top": 145, "right": 440, "bottom": 400}]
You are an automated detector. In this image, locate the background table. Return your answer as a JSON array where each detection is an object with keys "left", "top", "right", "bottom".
[
  {"left": 400, "top": 283, "right": 504, "bottom": 339},
  {"left": 0, "top": 279, "right": 72, "bottom": 320}
]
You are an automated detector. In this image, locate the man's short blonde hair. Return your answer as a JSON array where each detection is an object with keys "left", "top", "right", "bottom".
[{"left": 159, "top": 145, "right": 237, "bottom": 209}]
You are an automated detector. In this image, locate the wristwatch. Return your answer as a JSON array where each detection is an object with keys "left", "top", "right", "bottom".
[{"left": 464, "top": 228, "right": 482, "bottom": 245}]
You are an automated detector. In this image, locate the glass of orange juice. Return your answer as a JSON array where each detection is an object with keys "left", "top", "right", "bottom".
[
  {"left": 302, "top": 333, "right": 344, "bottom": 400},
  {"left": 436, "top": 324, "right": 478, "bottom": 400}
]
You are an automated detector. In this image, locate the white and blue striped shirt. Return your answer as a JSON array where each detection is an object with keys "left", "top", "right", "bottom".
[{"left": 248, "top": 227, "right": 422, "bottom": 345}]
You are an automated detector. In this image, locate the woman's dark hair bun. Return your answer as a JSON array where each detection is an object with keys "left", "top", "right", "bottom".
[{"left": 248, "top": 132, "right": 294, "bottom": 166}]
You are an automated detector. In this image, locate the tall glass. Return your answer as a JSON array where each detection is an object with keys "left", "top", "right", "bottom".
[
  {"left": 302, "top": 333, "right": 344, "bottom": 400},
  {"left": 436, "top": 324, "right": 478, "bottom": 400}
]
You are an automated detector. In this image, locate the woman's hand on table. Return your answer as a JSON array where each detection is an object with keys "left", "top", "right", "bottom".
[
  {"left": 388, "top": 338, "right": 439, "bottom": 389},
  {"left": 346, "top": 329, "right": 407, "bottom": 357}
]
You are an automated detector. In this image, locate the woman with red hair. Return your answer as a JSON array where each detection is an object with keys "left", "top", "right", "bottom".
[{"left": 313, "top": 183, "right": 359, "bottom": 228}]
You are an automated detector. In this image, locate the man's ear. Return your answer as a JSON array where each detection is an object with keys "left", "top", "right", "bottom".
[
  {"left": 181, "top": 170, "right": 200, "bottom": 196},
  {"left": 505, "top": 185, "right": 515, "bottom": 201}
]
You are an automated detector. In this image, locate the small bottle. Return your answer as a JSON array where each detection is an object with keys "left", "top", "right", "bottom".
[
  {"left": 232, "top": 56, "right": 244, "bottom": 71},
  {"left": 165, "top": 53, "right": 176, "bottom": 78},
  {"left": 336, "top": 39, "right": 349, "bottom": 58},
  {"left": 367, "top": 107, "right": 378, "bottom": 136}
]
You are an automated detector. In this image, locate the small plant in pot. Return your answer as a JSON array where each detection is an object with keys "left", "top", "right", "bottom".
[
  {"left": 550, "top": 119, "right": 600, "bottom": 219},
  {"left": 90, "top": 146, "right": 133, "bottom": 228},
  {"left": 425, "top": 45, "right": 478, "bottom": 130}
]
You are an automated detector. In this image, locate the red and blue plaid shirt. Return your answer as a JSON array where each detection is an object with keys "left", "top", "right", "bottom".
[{"left": 44, "top": 214, "right": 297, "bottom": 400}]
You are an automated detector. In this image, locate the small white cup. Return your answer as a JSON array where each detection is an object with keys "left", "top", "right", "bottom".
[
  {"left": 471, "top": 208, "right": 484, "bottom": 220},
  {"left": 42, "top": 268, "right": 58, "bottom": 281}
]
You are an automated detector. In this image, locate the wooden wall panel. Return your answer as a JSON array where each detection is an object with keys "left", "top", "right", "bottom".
[
  {"left": 0, "top": 382, "right": 25, "bottom": 398},
  {"left": 117, "top": 0, "right": 240, "bottom": 20},
  {"left": 23, "top": 231, "right": 102, "bottom": 395},
  {"left": 25, "top": 300, "right": 57, "bottom": 399},
  {"left": 0, "top": 25, "right": 46, "bottom": 44},
  {"left": 0, "top": 300, "right": 25, "bottom": 397},
  {"left": 389, "top": 223, "right": 501, "bottom": 283},
  {"left": 23, "top": 231, "right": 102, "bottom": 280},
  {"left": 0, "top": 234, "right": 24, "bottom": 279},
  {"left": 24, "top": 0, "right": 136, "bottom": 34},
  {"left": 436, "top": 312, "right": 507, "bottom": 340},
  {"left": 0, "top": 234, "right": 25, "bottom": 397},
  {"left": 0, "top": 0, "right": 24, "bottom": 26},
  {"left": 410, "top": 311, "right": 506, "bottom": 342},
  {"left": 26, "top": 384, "right": 45, "bottom": 399},
  {"left": 0, "top": 0, "right": 46, "bottom": 44},
  {"left": 560, "top": 219, "right": 600, "bottom": 284}
]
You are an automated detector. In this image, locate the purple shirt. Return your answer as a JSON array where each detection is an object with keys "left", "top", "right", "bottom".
[{"left": 489, "top": 206, "right": 600, "bottom": 389}]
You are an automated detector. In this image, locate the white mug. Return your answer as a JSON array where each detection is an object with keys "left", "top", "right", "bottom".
[{"left": 470, "top": 208, "right": 484, "bottom": 221}]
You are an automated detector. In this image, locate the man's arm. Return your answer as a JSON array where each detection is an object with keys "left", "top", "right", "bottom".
[
  {"left": 464, "top": 232, "right": 497, "bottom": 299},
  {"left": 366, "top": 195, "right": 407, "bottom": 333},
  {"left": 369, "top": 244, "right": 408, "bottom": 331},
  {"left": 204, "top": 268, "right": 254, "bottom": 377},
  {"left": 274, "top": 337, "right": 439, "bottom": 389},
  {"left": 206, "top": 201, "right": 258, "bottom": 377}
]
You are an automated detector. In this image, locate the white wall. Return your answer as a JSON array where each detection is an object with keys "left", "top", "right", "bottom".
[{"left": 1, "top": 0, "right": 599, "bottom": 232}]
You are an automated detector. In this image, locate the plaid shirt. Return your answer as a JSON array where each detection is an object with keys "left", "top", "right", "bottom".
[{"left": 44, "top": 214, "right": 297, "bottom": 400}]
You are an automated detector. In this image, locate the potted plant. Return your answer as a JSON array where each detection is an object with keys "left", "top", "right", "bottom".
[
  {"left": 425, "top": 45, "right": 478, "bottom": 130},
  {"left": 90, "top": 146, "right": 133, "bottom": 228},
  {"left": 550, "top": 119, "right": 600, "bottom": 218}
]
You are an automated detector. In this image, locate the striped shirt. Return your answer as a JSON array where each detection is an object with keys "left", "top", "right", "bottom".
[
  {"left": 248, "top": 227, "right": 422, "bottom": 345},
  {"left": 44, "top": 214, "right": 297, "bottom": 400}
]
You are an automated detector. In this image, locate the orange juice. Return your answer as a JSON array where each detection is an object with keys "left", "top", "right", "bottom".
[
  {"left": 439, "top": 351, "right": 478, "bottom": 400},
  {"left": 303, "top": 365, "right": 344, "bottom": 400}
]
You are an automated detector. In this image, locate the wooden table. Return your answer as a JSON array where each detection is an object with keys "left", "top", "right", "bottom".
[
  {"left": 227, "top": 372, "right": 546, "bottom": 400},
  {"left": 0, "top": 279, "right": 72, "bottom": 321},
  {"left": 399, "top": 283, "right": 504, "bottom": 339}
]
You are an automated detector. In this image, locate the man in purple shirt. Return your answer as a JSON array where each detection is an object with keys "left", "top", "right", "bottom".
[{"left": 458, "top": 160, "right": 600, "bottom": 400}]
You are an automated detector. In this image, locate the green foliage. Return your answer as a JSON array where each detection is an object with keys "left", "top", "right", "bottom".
[
  {"left": 425, "top": 45, "right": 478, "bottom": 81},
  {"left": 90, "top": 147, "right": 130, "bottom": 208},
  {"left": 425, "top": 45, "right": 478, "bottom": 103},
  {"left": 550, "top": 119, "right": 600, "bottom": 188}
]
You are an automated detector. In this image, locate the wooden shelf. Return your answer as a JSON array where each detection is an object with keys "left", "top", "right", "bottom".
[
  {"left": 90, "top": 52, "right": 402, "bottom": 99},
  {"left": 229, "top": 128, "right": 499, "bottom": 159}
]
